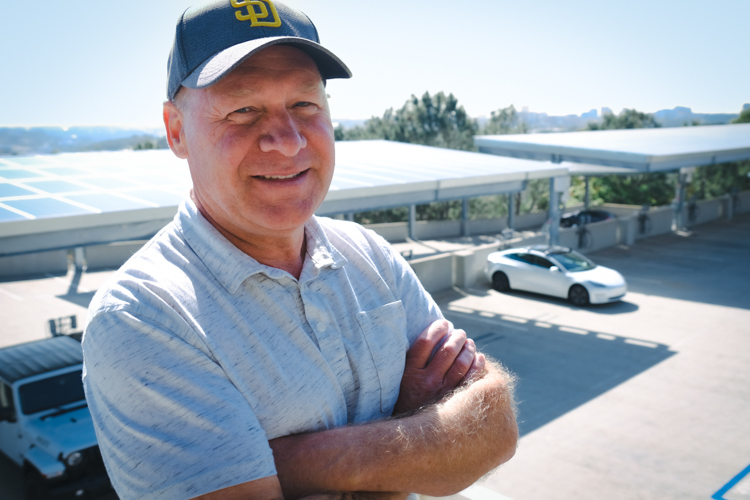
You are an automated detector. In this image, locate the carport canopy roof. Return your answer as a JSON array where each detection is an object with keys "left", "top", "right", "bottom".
[
  {"left": 475, "top": 123, "right": 750, "bottom": 173},
  {"left": 0, "top": 140, "right": 567, "bottom": 256},
  {"left": 318, "top": 140, "right": 567, "bottom": 214}
]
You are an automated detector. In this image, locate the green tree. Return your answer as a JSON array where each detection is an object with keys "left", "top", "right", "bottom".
[
  {"left": 342, "top": 92, "right": 478, "bottom": 222},
  {"left": 731, "top": 106, "right": 750, "bottom": 124},
  {"left": 590, "top": 173, "right": 676, "bottom": 206},
  {"left": 587, "top": 108, "right": 660, "bottom": 130},
  {"left": 339, "top": 91, "right": 478, "bottom": 151},
  {"left": 689, "top": 161, "right": 750, "bottom": 199},
  {"left": 576, "top": 108, "right": 673, "bottom": 206},
  {"left": 481, "top": 105, "right": 527, "bottom": 135}
]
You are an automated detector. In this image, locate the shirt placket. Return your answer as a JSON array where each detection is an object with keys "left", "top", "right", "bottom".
[{"left": 299, "top": 279, "right": 356, "bottom": 412}]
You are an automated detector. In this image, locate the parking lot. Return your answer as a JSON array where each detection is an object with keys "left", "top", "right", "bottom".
[
  {"left": 435, "top": 213, "right": 750, "bottom": 500},
  {"left": 0, "top": 213, "right": 748, "bottom": 499}
]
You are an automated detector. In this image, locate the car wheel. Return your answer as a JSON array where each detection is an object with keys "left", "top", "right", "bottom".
[
  {"left": 568, "top": 284, "right": 590, "bottom": 306},
  {"left": 492, "top": 272, "right": 510, "bottom": 292},
  {"left": 24, "top": 467, "right": 49, "bottom": 500}
]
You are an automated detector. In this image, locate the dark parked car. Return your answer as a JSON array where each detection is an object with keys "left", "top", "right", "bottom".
[{"left": 560, "top": 209, "right": 617, "bottom": 228}]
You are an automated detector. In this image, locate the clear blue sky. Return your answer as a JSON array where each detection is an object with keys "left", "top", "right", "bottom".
[{"left": 1, "top": 0, "right": 747, "bottom": 127}]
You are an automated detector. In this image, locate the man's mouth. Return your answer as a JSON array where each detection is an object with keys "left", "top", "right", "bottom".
[{"left": 256, "top": 170, "right": 306, "bottom": 180}]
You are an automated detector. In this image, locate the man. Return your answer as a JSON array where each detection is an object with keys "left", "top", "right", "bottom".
[{"left": 82, "top": 1, "right": 518, "bottom": 499}]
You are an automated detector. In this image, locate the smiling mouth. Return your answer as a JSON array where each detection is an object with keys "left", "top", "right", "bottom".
[{"left": 255, "top": 170, "right": 307, "bottom": 180}]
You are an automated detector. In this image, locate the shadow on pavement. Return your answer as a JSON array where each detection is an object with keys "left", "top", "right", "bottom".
[
  {"left": 494, "top": 288, "right": 640, "bottom": 314},
  {"left": 589, "top": 214, "right": 750, "bottom": 311},
  {"left": 55, "top": 268, "right": 97, "bottom": 308},
  {"left": 443, "top": 307, "right": 675, "bottom": 437},
  {"left": 0, "top": 450, "right": 118, "bottom": 500}
]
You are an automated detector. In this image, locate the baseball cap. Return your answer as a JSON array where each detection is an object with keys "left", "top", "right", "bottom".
[{"left": 167, "top": 0, "right": 352, "bottom": 101}]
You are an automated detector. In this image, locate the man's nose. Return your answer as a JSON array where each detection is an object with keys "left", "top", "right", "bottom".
[{"left": 258, "top": 111, "right": 307, "bottom": 156}]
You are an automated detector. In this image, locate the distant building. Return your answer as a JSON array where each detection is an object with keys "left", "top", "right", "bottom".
[{"left": 581, "top": 109, "right": 598, "bottom": 120}]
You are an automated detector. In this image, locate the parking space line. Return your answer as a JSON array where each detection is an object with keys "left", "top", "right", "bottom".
[
  {"left": 712, "top": 463, "right": 750, "bottom": 500},
  {"left": 559, "top": 326, "right": 588, "bottom": 335},
  {"left": 444, "top": 311, "right": 529, "bottom": 332},
  {"left": 0, "top": 288, "right": 22, "bottom": 301},
  {"left": 459, "top": 484, "right": 515, "bottom": 500},
  {"left": 624, "top": 338, "right": 659, "bottom": 348}
]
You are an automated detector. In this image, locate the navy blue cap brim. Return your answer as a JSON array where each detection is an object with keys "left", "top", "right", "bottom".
[{"left": 181, "top": 36, "right": 352, "bottom": 92}]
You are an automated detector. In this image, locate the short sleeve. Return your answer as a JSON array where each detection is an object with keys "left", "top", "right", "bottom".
[{"left": 83, "top": 309, "right": 276, "bottom": 500}]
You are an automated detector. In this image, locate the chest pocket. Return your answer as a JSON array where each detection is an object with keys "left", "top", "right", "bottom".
[{"left": 356, "top": 301, "right": 408, "bottom": 414}]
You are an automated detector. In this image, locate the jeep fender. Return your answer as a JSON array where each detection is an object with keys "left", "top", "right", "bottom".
[{"left": 25, "top": 447, "right": 65, "bottom": 479}]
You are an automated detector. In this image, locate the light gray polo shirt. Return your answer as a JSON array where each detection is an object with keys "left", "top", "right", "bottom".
[{"left": 82, "top": 198, "right": 441, "bottom": 499}]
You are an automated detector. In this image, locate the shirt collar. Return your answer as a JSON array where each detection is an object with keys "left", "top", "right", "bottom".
[{"left": 176, "top": 198, "right": 347, "bottom": 294}]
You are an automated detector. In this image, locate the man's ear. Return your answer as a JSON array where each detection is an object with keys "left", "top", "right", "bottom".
[{"left": 163, "top": 101, "right": 188, "bottom": 159}]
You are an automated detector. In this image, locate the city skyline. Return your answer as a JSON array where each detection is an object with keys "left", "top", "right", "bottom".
[{"left": 1, "top": 0, "right": 748, "bottom": 127}]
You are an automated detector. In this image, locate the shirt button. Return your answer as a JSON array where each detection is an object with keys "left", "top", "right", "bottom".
[{"left": 316, "top": 322, "right": 327, "bottom": 333}]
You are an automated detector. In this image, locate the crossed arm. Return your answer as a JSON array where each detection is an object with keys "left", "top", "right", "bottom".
[{"left": 194, "top": 320, "right": 518, "bottom": 499}]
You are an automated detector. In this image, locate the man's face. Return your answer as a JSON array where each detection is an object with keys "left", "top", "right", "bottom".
[{"left": 167, "top": 45, "right": 335, "bottom": 240}]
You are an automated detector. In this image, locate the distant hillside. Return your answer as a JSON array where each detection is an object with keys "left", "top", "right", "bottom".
[
  {"left": 0, "top": 126, "right": 166, "bottom": 156},
  {"left": 653, "top": 106, "right": 744, "bottom": 127}
]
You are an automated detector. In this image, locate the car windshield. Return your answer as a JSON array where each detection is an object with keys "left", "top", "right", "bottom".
[
  {"left": 551, "top": 251, "right": 597, "bottom": 272},
  {"left": 19, "top": 370, "right": 85, "bottom": 415}
]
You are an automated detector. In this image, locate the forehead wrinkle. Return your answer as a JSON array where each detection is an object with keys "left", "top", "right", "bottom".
[{"left": 222, "top": 79, "right": 323, "bottom": 99}]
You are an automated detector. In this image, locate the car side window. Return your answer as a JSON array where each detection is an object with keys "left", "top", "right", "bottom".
[
  {"left": 534, "top": 256, "right": 555, "bottom": 269},
  {"left": 511, "top": 253, "right": 535, "bottom": 265}
]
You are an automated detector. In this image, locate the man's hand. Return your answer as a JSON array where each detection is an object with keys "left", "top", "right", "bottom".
[{"left": 393, "top": 320, "right": 485, "bottom": 415}]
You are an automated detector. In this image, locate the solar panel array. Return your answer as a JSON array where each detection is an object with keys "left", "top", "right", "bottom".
[
  {"left": 0, "top": 150, "right": 190, "bottom": 223},
  {"left": 1, "top": 142, "right": 569, "bottom": 227}
]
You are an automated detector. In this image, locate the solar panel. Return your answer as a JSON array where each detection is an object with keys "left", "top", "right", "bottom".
[
  {"left": 0, "top": 168, "right": 47, "bottom": 180},
  {"left": 0, "top": 150, "right": 190, "bottom": 223}
]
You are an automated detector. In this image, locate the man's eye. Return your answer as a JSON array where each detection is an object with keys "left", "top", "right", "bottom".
[
  {"left": 233, "top": 107, "right": 253, "bottom": 114},
  {"left": 295, "top": 102, "right": 314, "bottom": 108}
]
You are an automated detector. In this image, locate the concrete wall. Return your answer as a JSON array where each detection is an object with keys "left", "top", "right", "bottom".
[
  {"left": 558, "top": 218, "right": 620, "bottom": 253},
  {"left": 453, "top": 242, "right": 503, "bottom": 289},
  {"left": 407, "top": 253, "right": 454, "bottom": 294},
  {"left": 735, "top": 190, "right": 750, "bottom": 214},
  {"left": 416, "top": 220, "right": 462, "bottom": 240},
  {"left": 84, "top": 241, "right": 147, "bottom": 270},
  {"left": 635, "top": 206, "right": 674, "bottom": 240},
  {"left": 684, "top": 198, "right": 722, "bottom": 227},
  {"left": 0, "top": 249, "right": 69, "bottom": 279},
  {"left": 364, "top": 210, "right": 550, "bottom": 243}
]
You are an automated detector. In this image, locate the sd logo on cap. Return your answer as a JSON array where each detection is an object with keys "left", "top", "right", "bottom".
[{"left": 231, "top": 0, "right": 282, "bottom": 26}]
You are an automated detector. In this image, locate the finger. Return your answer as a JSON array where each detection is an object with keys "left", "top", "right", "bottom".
[
  {"left": 443, "top": 337, "right": 477, "bottom": 388},
  {"left": 427, "top": 328, "right": 467, "bottom": 375},
  {"left": 464, "top": 351, "right": 486, "bottom": 382},
  {"left": 405, "top": 320, "right": 452, "bottom": 369}
]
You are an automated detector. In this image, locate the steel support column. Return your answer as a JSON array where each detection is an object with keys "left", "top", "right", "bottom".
[
  {"left": 507, "top": 193, "right": 515, "bottom": 231},
  {"left": 584, "top": 176, "right": 590, "bottom": 210},
  {"left": 408, "top": 204, "right": 417, "bottom": 240},
  {"left": 548, "top": 179, "right": 560, "bottom": 247},
  {"left": 461, "top": 198, "right": 470, "bottom": 237}
]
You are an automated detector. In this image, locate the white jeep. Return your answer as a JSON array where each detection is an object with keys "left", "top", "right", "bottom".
[{"left": 0, "top": 335, "right": 112, "bottom": 499}]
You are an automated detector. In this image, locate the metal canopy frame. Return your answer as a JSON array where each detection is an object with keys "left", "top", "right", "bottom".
[{"left": 475, "top": 124, "right": 750, "bottom": 239}]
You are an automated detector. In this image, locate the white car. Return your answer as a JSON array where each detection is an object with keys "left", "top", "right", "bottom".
[{"left": 485, "top": 245, "right": 627, "bottom": 306}]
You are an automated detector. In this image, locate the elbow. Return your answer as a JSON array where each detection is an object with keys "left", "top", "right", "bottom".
[
  {"left": 488, "top": 377, "right": 520, "bottom": 467},
  {"left": 493, "top": 413, "right": 518, "bottom": 466}
]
